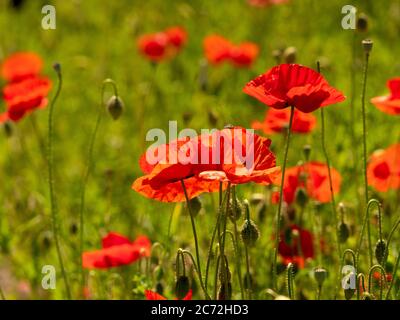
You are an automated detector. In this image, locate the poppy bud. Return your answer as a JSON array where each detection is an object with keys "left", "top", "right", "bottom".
[
  {"left": 175, "top": 275, "right": 190, "bottom": 299},
  {"left": 295, "top": 187, "right": 308, "bottom": 207},
  {"left": 314, "top": 268, "right": 328, "bottom": 286},
  {"left": 356, "top": 13, "right": 369, "bottom": 32},
  {"left": 362, "top": 39, "right": 373, "bottom": 54},
  {"left": 287, "top": 206, "right": 296, "bottom": 222},
  {"left": 344, "top": 287, "right": 355, "bottom": 300},
  {"left": 40, "top": 231, "right": 52, "bottom": 250},
  {"left": 69, "top": 222, "right": 78, "bottom": 235},
  {"left": 272, "top": 49, "right": 283, "bottom": 64},
  {"left": 375, "top": 239, "right": 387, "bottom": 265},
  {"left": 53, "top": 62, "right": 61, "bottom": 73},
  {"left": 218, "top": 282, "right": 232, "bottom": 300},
  {"left": 240, "top": 219, "right": 260, "bottom": 247},
  {"left": 106, "top": 95, "right": 124, "bottom": 120},
  {"left": 3, "top": 121, "right": 13, "bottom": 137},
  {"left": 154, "top": 265, "right": 164, "bottom": 281},
  {"left": 218, "top": 257, "right": 231, "bottom": 283},
  {"left": 10, "top": 0, "right": 25, "bottom": 9},
  {"left": 339, "top": 222, "right": 350, "bottom": 243},
  {"left": 283, "top": 47, "right": 297, "bottom": 64},
  {"left": 186, "top": 197, "right": 202, "bottom": 217},
  {"left": 228, "top": 197, "right": 242, "bottom": 221},
  {"left": 303, "top": 144, "right": 311, "bottom": 161}
]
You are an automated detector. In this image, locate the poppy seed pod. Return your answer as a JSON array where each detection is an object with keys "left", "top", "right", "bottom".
[
  {"left": 314, "top": 268, "right": 328, "bottom": 286},
  {"left": 295, "top": 187, "right": 308, "bottom": 207},
  {"left": 283, "top": 47, "right": 297, "bottom": 64},
  {"left": 186, "top": 197, "right": 202, "bottom": 217},
  {"left": 356, "top": 13, "right": 369, "bottom": 32},
  {"left": 362, "top": 39, "right": 373, "bottom": 54},
  {"left": 339, "top": 222, "right": 350, "bottom": 243},
  {"left": 175, "top": 275, "right": 190, "bottom": 299},
  {"left": 241, "top": 219, "right": 260, "bottom": 247},
  {"left": 375, "top": 239, "right": 387, "bottom": 265},
  {"left": 107, "top": 95, "right": 124, "bottom": 120},
  {"left": 228, "top": 197, "right": 243, "bottom": 221}
]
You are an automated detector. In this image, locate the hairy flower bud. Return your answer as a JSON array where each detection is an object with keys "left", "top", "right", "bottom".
[
  {"left": 228, "top": 197, "right": 243, "bottom": 221},
  {"left": 375, "top": 239, "right": 387, "bottom": 265},
  {"left": 241, "top": 219, "right": 260, "bottom": 247},
  {"left": 339, "top": 222, "right": 350, "bottom": 243},
  {"left": 186, "top": 197, "right": 202, "bottom": 217},
  {"left": 295, "top": 187, "right": 308, "bottom": 207},
  {"left": 217, "top": 282, "right": 232, "bottom": 300},
  {"left": 356, "top": 13, "right": 369, "bottom": 32},
  {"left": 107, "top": 95, "right": 124, "bottom": 120},
  {"left": 175, "top": 275, "right": 190, "bottom": 299}
]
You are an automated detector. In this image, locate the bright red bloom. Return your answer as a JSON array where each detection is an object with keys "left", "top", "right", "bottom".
[
  {"left": 132, "top": 128, "right": 280, "bottom": 202},
  {"left": 371, "top": 78, "right": 400, "bottom": 115},
  {"left": 275, "top": 161, "right": 342, "bottom": 204},
  {"left": 279, "top": 225, "right": 314, "bottom": 269},
  {"left": 82, "top": 232, "right": 151, "bottom": 269},
  {"left": 244, "top": 64, "right": 345, "bottom": 113},
  {"left": 137, "top": 26, "right": 187, "bottom": 62},
  {"left": 247, "top": 0, "right": 289, "bottom": 7},
  {"left": 373, "top": 271, "right": 392, "bottom": 284},
  {"left": 1, "top": 52, "right": 43, "bottom": 82},
  {"left": 252, "top": 107, "right": 317, "bottom": 134},
  {"left": 367, "top": 144, "right": 400, "bottom": 192},
  {"left": 204, "top": 35, "right": 259, "bottom": 67},
  {"left": 1, "top": 76, "right": 52, "bottom": 123},
  {"left": 145, "top": 290, "right": 192, "bottom": 300}
]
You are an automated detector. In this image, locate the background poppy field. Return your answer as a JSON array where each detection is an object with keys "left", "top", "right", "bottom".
[{"left": 0, "top": 0, "right": 399, "bottom": 300}]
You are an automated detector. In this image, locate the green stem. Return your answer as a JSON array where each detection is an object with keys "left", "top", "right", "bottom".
[
  {"left": 361, "top": 51, "right": 370, "bottom": 205},
  {"left": 180, "top": 180, "right": 210, "bottom": 299},
  {"left": 232, "top": 214, "right": 245, "bottom": 299},
  {"left": 368, "top": 265, "right": 387, "bottom": 300},
  {"left": 385, "top": 252, "right": 399, "bottom": 300},
  {"left": 286, "top": 263, "right": 294, "bottom": 299},
  {"left": 244, "top": 243, "right": 251, "bottom": 299},
  {"left": 79, "top": 79, "right": 118, "bottom": 292},
  {"left": 272, "top": 105, "right": 295, "bottom": 290},
  {"left": 47, "top": 64, "right": 71, "bottom": 299}
]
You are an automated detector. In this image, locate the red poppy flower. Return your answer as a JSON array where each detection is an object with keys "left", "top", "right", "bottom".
[
  {"left": 274, "top": 161, "right": 341, "bottom": 204},
  {"left": 132, "top": 128, "right": 279, "bottom": 202},
  {"left": 1, "top": 52, "right": 43, "bottom": 82},
  {"left": 165, "top": 26, "right": 187, "bottom": 49},
  {"left": 247, "top": 0, "right": 289, "bottom": 7},
  {"left": 243, "top": 64, "right": 345, "bottom": 113},
  {"left": 371, "top": 78, "right": 400, "bottom": 115},
  {"left": 279, "top": 225, "right": 314, "bottom": 268},
  {"left": 82, "top": 232, "right": 151, "bottom": 269},
  {"left": 137, "top": 26, "right": 187, "bottom": 62},
  {"left": 145, "top": 290, "right": 192, "bottom": 300},
  {"left": 1, "top": 76, "right": 52, "bottom": 123},
  {"left": 204, "top": 35, "right": 258, "bottom": 67},
  {"left": 252, "top": 107, "right": 317, "bottom": 134},
  {"left": 373, "top": 271, "right": 392, "bottom": 284},
  {"left": 367, "top": 144, "right": 400, "bottom": 192}
]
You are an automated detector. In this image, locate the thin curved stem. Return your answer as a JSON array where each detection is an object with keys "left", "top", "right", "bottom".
[
  {"left": 181, "top": 250, "right": 210, "bottom": 300},
  {"left": 180, "top": 180, "right": 211, "bottom": 299},
  {"left": 286, "top": 263, "right": 294, "bottom": 300},
  {"left": 79, "top": 79, "right": 118, "bottom": 292},
  {"left": 368, "top": 265, "right": 387, "bottom": 299},
  {"left": 357, "top": 273, "right": 366, "bottom": 300},
  {"left": 272, "top": 105, "right": 295, "bottom": 290},
  {"left": 47, "top": 64, "right": 71, "bottom": 299}
]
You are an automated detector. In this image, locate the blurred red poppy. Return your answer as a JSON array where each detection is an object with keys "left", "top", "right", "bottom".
[
  {"left": 252, "top": 107, "right": 317, "bottom": 134},
  {"left": 273, "top": 161, "right": 342, "bottom": 204},
  {"left": 1, "top": 76, "right": 52, "bottom": 123},
  {"left": 244, "top": 64, "right": 345, "bottom": 113},
  {"left": 247, "top": 0, "right": 290, "bottom": 7},
  {"left": 204, "top": 35, "right": 259, "bottom": 67},
  {"left": 367, "top": 144, "right": 400, "bottom": 192},
  {"left": 82, "top": 232, "right": 151, "bottom": 269},
  {"left": 137, "top": 26, "right": 187, "bottom": 62},
  {"left": 371, "top": 78, "right": 400, "bottom": 115},
  {"left": 145, "top": 289, "right": 192, "bottom": 300},
  {"left": 279, "top": 225, "right": 314, "bottom": 268},
  {"left": 1, "top": 52, "right": 43, "bottom": 82},
  {"left": 132, "top": 128, "right": 279, "bottom": 202}
]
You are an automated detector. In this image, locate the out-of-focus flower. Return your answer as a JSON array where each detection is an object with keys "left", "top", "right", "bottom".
[
  {"left": 1, "top": 52, "right": 43, "bottom": 83},
  {"left": 247, "top": 0, "right": 290, "bottom": 7},
  {"left": 252, "top": 107, "right": 317, "bottom": 134},
  {"left": 371, "top": 78, "right": 400, "bottom": 115},
  {"left": 204, "top": 35, "right": 259, "bottom": 68},
  {"left": 137, "top": 26, "right": 187, "bottom": 62},
  {"left": 244, "top": 63, "right": 345, "bottom": 113},
  {"left": 367, "top": 144, "right": 400, "bottom": 192},
  {"left": 82, "top": 232, "right": 151, "bottom": 269},
  {"left": 273, "top": 161, "right": 342, "bottom": 204}
]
